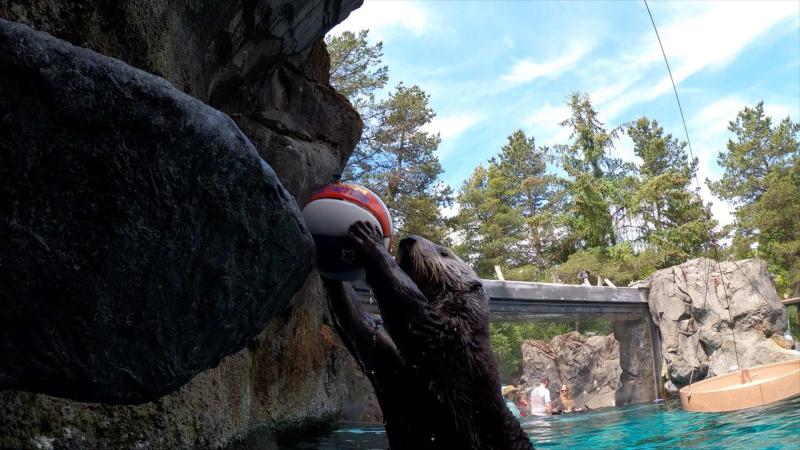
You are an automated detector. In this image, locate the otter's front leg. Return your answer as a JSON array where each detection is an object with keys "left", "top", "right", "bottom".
[
  {"left": 347, "top": 222, "right": 443, "bottom": 351},
  {"left": 322, "top": 277, "right": 402, "bottom": 380}
]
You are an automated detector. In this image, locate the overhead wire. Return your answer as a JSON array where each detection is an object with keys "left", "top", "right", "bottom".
[{"left": 640, "top": 0, "right": 786, "bottom": 386}]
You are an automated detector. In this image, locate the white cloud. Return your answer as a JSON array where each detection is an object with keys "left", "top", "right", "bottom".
[
  {"left": 764, "top": 103, "right": 796, "bottom": 121},
  {"left": 686, "top": 95, "right": 797, "bottom": 228},
  {"left": 422, "top": 113, "right": 482, "bottom": 142},
  {"left": 590, "top": 1, "right": 797, "bottom": 121},
  {"left": 440, "top": 202, "right": 461, "bottom": 219},
  {"left": 526, "top": 102, "right": 572, "bottom": 146},
  {"left": 501, "top": 43, "right": 592, "bottom": 85},
  {"left": 330, "top": 0, "right": 430, "bottom": 39}
]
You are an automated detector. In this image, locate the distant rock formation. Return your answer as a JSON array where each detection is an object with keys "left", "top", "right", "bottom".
[
  {"left": 519, "top": 332, "right": 622, "bottom": 410},
  {"left": 647, "top": 258, "right": 799, "bottom": 392},
  {"left": 0, "top": 0, "right": 364, "bottom": 448}
]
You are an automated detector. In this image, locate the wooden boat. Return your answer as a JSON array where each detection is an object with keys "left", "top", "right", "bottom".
[{"left": 679, "top": 359, "right": 800, "bottom": 412}]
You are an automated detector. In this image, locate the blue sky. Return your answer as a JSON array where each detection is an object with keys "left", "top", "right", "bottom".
[{"left": 330, "top": 0, "right": 800, "bottom": 226}]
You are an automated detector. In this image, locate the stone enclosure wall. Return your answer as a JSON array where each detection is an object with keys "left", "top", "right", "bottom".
[
  {"left": 0, "top": 1, "right": 370, "bottom": 449},
  {"left": 648, "top": 258, "right": 798, "bottom": 393},
  {"left": 517, "top": 258, "right": 798, "bottom": 411},
  {"left": 518, "top": 319, "right": 658, "bottom": 411}
]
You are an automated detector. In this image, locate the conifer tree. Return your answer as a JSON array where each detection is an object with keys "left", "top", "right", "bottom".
[
  {"left": 626, "top": 117, "right": 713, "bottom": 265},
  {"left": 710, "top": 102, "right": 800, "bottom": 295},
  {"left": 454, "top": 130, "right": 559, "bottom": 277},
  {"left": 556, "top": 92, "right": 635, "bottom": 249},
  {"left": 365, "top": 84, "right": 452, "bottom": 243},
  {"left": 327, "top": 31, "right": 451, "bottom": 242},
  {"left": 326, "top": 30, "right": 388, "bottom": 182}
]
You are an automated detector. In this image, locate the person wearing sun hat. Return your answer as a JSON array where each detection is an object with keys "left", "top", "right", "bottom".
[{"left": 502, "top": 385, "right": 522, "bottom": 419}]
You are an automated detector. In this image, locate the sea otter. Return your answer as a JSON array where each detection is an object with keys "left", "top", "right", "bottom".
[{"left": 324, "top": 221, "right": 533, "bottom": 450}]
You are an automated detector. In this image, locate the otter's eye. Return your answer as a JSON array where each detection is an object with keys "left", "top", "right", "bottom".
[{"left": 439, "top": 250, "right": 449, "bottom": 257}]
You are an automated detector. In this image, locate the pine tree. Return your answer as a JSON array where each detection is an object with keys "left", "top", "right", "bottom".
[
  {"left": 454, "top": 164, "right": 525, "bottom": 277},
  {"left": 364, "top": 84, "right": 452, "bottom": 243},
  {"left": 556, "top": 92, "right": 635, "bottom": 249},
  {"left": 492, "top": 130, "right": 562, "bottom": 272},
  {"left": 626, "top": 117, "right": 714, "bottom": 265},
  {"left": 710, "top": 102, "right": 800, "bottom": 295},
  {"left": 454, "top": 130, "right": 560, "bottom": 278},
  {"left": 326, "top": 30, "right": 388, "bottom": 182},
  {"left": 709, "top": 102, "right": 798, "bottom": 204},
  {"left": 326, "top": 32, "right": 451, "bottom": 242}
]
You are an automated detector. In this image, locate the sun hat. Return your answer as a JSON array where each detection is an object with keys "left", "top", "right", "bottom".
[{"left": 502, "top": 385, "right": 519, "bottom": 397}]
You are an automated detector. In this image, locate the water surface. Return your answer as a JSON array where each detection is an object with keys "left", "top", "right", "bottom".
[{"left": 278, "top": 395, "right": 800, "bottom": 449}]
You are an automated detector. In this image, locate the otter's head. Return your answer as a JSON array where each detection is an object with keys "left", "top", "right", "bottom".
[{"left": 396, "top": 235, "right": 482, "bottom": 303}]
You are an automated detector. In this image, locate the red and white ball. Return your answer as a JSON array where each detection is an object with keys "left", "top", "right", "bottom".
[{"left": 302, "top": 182, "right": 392, "bottom": 281}]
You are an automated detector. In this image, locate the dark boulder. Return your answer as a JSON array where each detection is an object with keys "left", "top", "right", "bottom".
[{"left": 0, "top": 19, "right": 314, "bottom": 404}]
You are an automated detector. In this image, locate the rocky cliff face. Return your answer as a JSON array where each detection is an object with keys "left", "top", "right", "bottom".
[
  {"left": 0, "top": 18, "right": 315, "bottom": 405},
  {"left": 0, "top": 0, "right": 364, "bottom": 448},
  {"left": 648, "top": 258, "right": 799, "bottom": 392},
  {"left": 520, "top": 332, "right": 621, "bottom": 410},
  {"left": 518, "top": 324, "right": 658, "bottom": 411}
]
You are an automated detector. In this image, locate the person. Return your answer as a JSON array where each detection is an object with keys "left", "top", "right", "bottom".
[
  {"left": 529, "top": 376, "right": 552, "bottom": 416},
  {"left": 559, "top": 385, "right": 575, "bottom": 413},
  {"left": 515, "top": 388, "right": 529, "bottom": 417},
  {"left": 502, "top": 385, "right": 522, "bottom": 419}
]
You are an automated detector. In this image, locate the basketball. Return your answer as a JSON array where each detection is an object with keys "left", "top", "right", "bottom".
[{"left": 302, "top": 182, "right": 392, "bottom": 280}]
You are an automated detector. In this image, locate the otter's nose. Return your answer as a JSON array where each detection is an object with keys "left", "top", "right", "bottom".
[{"left": 398, "top": 236, "right": 418, "bottom": 250}]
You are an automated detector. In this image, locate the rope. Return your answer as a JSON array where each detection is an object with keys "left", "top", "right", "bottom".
[
  {"left": 642, "top": 0, "right": 701, "bottom": 194},
  {"left": 641, "top": 1, "right": 788, "bottom": 391},
  {"left": 712, "top": 245, "right": 742, "bottom": 370},
  {"left": 729, "top": 259, "right": 779, "bottom": 312},
  {"left": 686, "top": 256, "right": 714, "bottom": 398}
]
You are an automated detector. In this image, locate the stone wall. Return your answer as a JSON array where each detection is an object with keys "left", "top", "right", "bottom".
[
  {"left": 0, "top": 1, "right": 367, "bottom": 448},
  {"left": 518, "top": 320, "right": 658, "bottom": 412},
  {"left": 520, "top": 332, "right": 621, "bottom": 410},
  {"left": 647, "top": 258, "right": 799, "bottom": 393}
]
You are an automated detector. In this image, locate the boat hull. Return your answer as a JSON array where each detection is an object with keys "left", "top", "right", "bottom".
[{"left": 679, "top": 359, "right": 800, "bottom": 412}]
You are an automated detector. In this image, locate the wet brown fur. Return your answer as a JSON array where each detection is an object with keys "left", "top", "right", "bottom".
[{"left": 324, "top": 222, "right": 533, "bottom": 450}]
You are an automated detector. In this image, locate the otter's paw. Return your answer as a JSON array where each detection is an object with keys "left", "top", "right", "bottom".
[{"left": 348, "top": 221, "right": 386, "bottom": 261}]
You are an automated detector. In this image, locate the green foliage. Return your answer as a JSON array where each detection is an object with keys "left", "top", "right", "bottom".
[
  {"left": 788, "top": 305, "right": 800, "bottom": 343},
  {"left": 489, "top": 321, "right": 613, "bottom": 381},
  {"left": 740, "top": 159, "right": 800, "bottom": 296},
  {"left": 708, "top": 102, "right": 799, "bottom": 205},
  {"left": 326, "top": 30, "right": 388, "bottom": 183},
  {"left": 452, "top": 93, "right": 718, "bottom": 287},
  {"left": 454, "top": 130, "right": 560, "bottom": 277},
  {"left": 554, "top": 243, "right": 663, "bottom": 286},
  {"left": 557, "top": 92, "right": 635, "bottom": 249},
  {"left": 366, "top": 84, "right": 452, "bottom": 243},
  {"left": 625, "top": 117, "right": 715, "bottom": 266},
  {"left": 326, "top": 30, "right": 388, "bottom": 110},
  {"left": 710, "top": 102, "right": 800, "bottom": 296},
  {"left": 326, "top": 31, "right": 451, "bottom": 242},
  {"left": 490, "top": 322, "right": 571, "bottom": 380}
]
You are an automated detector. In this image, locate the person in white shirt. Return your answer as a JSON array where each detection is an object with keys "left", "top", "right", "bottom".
[{"left": 529, "top": 376, "right": 553, "bottom": 416}]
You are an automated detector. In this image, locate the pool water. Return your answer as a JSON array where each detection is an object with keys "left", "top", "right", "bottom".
[{"left": 277, "top": 395, "right": 800, "bottom": 449}]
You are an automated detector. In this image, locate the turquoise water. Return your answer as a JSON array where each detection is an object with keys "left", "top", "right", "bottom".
[{"left": 278, "top": 395, "right": 800, "bottom": 449}]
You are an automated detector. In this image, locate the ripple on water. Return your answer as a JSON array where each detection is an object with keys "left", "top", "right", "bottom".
[{"left": 276, "top": 395, "right": 800, "bottom": 450}]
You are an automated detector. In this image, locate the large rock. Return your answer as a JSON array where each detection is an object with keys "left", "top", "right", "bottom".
[
  {"left": 0, "top": 0, "right": 364, "bottom": 446},
  {"left": 648, "top": 258, "right": 799, "bottom": 391},
  {"left": 0, "top": 18, "right": 314, "bottom": 404},
  {"left": 520, "top": 332, "right": 621, "bottom": 410},
  {"left": 0, "top": 275, "right": 352, "bottom": 450},
  {"left": 613, "top": 319, "right": 658, "bottom": 405}
]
